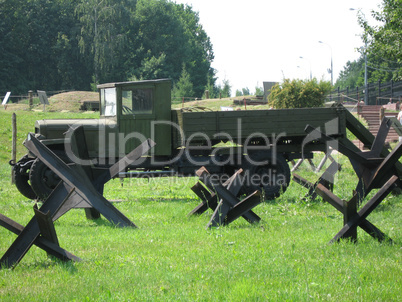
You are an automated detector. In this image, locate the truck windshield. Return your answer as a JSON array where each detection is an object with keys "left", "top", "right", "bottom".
[{"left": 100, "top": 88, "right": 117, "bottom": 116}]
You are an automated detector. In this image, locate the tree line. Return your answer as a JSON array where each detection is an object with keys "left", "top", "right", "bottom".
[
  {"left": 0, "top": 0, "right": 221, "bottom": 98},
  {"left": 335, "top": 0, "right": 401, "bottom": 90}
]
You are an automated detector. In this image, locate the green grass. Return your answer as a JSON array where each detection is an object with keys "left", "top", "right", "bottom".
[{"left": 0, "top": 109, "right": 401, "bottom": 301}]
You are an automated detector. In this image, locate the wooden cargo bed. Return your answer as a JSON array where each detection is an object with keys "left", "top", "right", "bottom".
[{"left": 171, "top": 106, "right": 347, "bottom": 148}]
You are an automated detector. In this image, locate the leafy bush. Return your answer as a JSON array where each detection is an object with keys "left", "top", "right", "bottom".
[{"left": 268, "top": 78, "right": 332, "bottom": 109}]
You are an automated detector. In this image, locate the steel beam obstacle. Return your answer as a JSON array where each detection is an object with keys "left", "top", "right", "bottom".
[
  {"left": 293, "top": 160, "right": 341, "bottom": 202},
  {"left": 189, "top": 167, "right": 262, "bottom": 228},
  {"left": 294, "top": 117, "right": 401, "bottom": 243},
  {"left": 0, "top": 126, "right": 155, "bottom": 269}
]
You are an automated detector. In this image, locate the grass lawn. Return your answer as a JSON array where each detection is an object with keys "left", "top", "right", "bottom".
[{"left": 0, "top": 109, "right": 401, "bottom": 301}]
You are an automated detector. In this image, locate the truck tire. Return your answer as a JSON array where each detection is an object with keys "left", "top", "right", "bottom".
[
  {"left": 29, "top": 152, "right": 69, "bottom": 200},
  {"left": 29, "top": 157, "right": 61, "bottom": 200},
  {"left": 241, "top": 152, "right": 290, "bottom": 200},
  {"left": 12, "top": 155, "right": 37, "bottom": 200}
]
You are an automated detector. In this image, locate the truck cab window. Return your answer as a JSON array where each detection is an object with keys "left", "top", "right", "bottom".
[
  {"left": 100, "top": 88, "right": 117, "bottom": 116},
  {"left": 122, "top": 88, "right": 153, "bottom": 115}
]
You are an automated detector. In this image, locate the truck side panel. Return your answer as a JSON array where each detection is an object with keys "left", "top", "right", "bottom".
[{"left": 172, "top": 106, "right": 346, "bottom": 148}]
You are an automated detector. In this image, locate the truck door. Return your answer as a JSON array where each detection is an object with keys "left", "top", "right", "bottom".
[{"left": 118, "top": 80, "right": 172, "bottom": 157}]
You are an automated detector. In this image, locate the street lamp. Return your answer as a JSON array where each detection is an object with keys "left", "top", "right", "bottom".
[
  {"left": 318, "top": 41, "right": 333, "bottom": 86},
  {"left": 299, "top": 56, "right": 312, "bottom": 80}
]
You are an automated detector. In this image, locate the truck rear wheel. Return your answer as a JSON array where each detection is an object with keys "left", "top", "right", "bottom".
[{"left": 241, "top": 152, "right": 290, "bottom": 200}]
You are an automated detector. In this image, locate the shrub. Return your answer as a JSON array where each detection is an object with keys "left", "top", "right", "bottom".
[{"left": 268, "top": 78, "right": 332, "bottom": 109}]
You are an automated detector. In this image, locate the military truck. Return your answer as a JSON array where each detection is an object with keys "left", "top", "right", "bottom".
[{"left": 12, "top": 79, "right": 347, "bottom": 201}]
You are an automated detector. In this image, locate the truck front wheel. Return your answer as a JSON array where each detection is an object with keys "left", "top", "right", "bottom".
[{"left": 29, "top": 157, "right": 62, "bottom": 200}]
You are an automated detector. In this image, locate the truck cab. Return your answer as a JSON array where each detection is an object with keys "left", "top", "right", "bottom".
[{"left": 98, "top": 79, "right": 172, "bottom": 157}]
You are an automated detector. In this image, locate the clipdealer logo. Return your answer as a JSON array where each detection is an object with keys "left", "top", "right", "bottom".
[{"left": 63, "top": 118, "right": 287, "bottom": 168}]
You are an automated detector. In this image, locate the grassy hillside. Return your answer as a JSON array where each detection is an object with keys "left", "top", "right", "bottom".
[{"left": 0, "top": 108, "right": 400, "bottom": 301}]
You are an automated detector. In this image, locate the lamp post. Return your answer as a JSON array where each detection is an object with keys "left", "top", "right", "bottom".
[
  {"left": 363, "top": 41, "right": 368, "bottom": 105},
  {"left": 299, "top": 56, "right": 312, "bottom": 80},
  {"left": 318, "top": 41, "right": 333, "bottom": 86}
]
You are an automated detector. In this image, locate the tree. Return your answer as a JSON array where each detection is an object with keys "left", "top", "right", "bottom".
[
  {"left": 129, "top": 0, "right": 184, "bottom": 82},
  {"left": 129, "top": 53, "right": 167, "bottom": 81},
  {"left": 0, "top": 0, "right": 28, "bottom": 93},
  {"left": 0, "top": 0, "right": 216, "bottom": 96},
  {"left": 235, "top": 90, "right": 243, "bottom": 97},
  {"left": 76, "top": 0, "right": 131, "bottom": 85},
  {"left": 242, "top": 87, "right": 250, "bottom": 96},
  {"left": 0, "top": 0, "right": 86, "bottom": 93},
  {"left": 268, "top": 78, "right": 332, "bottom": 109},
  {"left": 255, "top": 86, "right": 264, "bottom": 96},
  {"left": 359, "top": 0, "right": 402, "bottom": 81},
  {"left": 175, "top": 3, "right": 214, "bottom": 97},
  {"left": 172, "top": 65, "right": 194, "bottom": 99},
  {"left": 334, "top": 58, "right": 365, "bottom": 90},
  {"left": 219, "top": 79, "right": 231, "bottom": 98},
  {"left": 129, "top": 0, "right": 214, "bottom": 97},
  {"left": 53, "top": 0, "right": 92, "bottom": 90},
  {"left": 203, "top": 77, "right": 219, "bottom": 99},
  {"left": 218, "top": 79, "right": 232, "bottom": 98}
]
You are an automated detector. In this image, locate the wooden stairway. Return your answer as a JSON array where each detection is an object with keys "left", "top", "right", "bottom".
[{"left": 358, "top": 105, "right": 399, "bottom": 143}]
